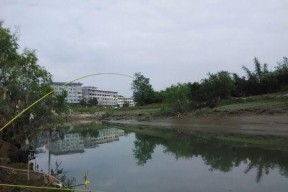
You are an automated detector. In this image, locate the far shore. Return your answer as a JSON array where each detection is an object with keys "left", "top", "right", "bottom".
[
  {"left": 103, "top": 113, "right": 288, "bottom": 137},
  {"left": 67, "top": 94, "right": 288, "bottom": 138},
  {"left": 65, "top": 105, "right": 288, "bottom": 137}
]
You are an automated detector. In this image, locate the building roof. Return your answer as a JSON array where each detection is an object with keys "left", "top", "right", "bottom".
[
  {"left": 82, "top": 86, "right": 117, "bottom": 94},
  {"left": 53, "top": 82, "right": 83, "bottom": 86}
]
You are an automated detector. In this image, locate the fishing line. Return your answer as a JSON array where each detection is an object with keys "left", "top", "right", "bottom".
[{"left": 0, "top": 72, "right": 133, "bottom": 133}]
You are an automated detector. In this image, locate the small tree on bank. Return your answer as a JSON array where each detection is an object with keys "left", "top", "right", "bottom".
[
  {"left": 131, "top": 73, "right": 155, "bottom": 106},
  {"left": 88, "top": 98, "right": 98, "bottom": 106}
]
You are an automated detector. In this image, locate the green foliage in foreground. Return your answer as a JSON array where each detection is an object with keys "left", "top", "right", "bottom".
[{"left": 0, "top": 23, "right": 67, "bottom": 142}]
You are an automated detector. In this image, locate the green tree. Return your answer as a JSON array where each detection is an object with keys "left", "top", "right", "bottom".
[
  {"left": 163, "top": 83, "right": 191, "bottom": 113},
  {"left": 152, "top": 90, "right": 164, "bottom": 103},
  {"left": 88, "top": 98, "right": 98, "bottom": 106},
  {"left": 131, "top": 72, "right": 155, "bottom": 106},
  {"left": 51, "top": 90, "right": 68, "bottom": 112},
  {"left": 231, "top": 73, "right": 248, "bottom": 97},
  {"left": 188, "top": 82, "right": 206, "bottom": 108},
  {"left": 198, "top": 71, "right": 235, "bottom": 107},
  {"left": 0, "top": 23, "right": 66, "bottom": 142},
  {"left": 123, "top": 101, "right": 129, "bottom": 108},
  {"left": 275, "top": 57, "right": 288, "bottom": 91},
  {"left": 79, "top": 99, "right": 88, "bottom": 106},
  {"left": 241, "top": 57, "right": 272, "bottom": 95}
]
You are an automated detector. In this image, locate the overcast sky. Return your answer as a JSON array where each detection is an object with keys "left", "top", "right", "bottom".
[{"left": 1, "top": 0, "right": 287, "bottom": 96}]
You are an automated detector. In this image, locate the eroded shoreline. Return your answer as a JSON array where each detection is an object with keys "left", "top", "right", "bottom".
[{"left": 103, "top": 113, "right": 288, "bottom": 136}]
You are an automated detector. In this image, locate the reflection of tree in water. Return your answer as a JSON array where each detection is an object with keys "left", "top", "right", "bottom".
[
  {"left": 132, "top": 132, "right": 288, "bottom": 182},
  {"left": 199, "top": 145, "right": 288, "bottom": 183},
  {"left": 56, "top": 125, "right": 100, "bottom": 138},
  {"left": 77, "top": 128, "right": 99, "bottom": 138},
  {"left": 133, "top": 134, "right": 160, "bottom": 166},
  {"left": 244, "top": 159, "right": 270, "bottom": 183},
  {"left": 242, "top": 150, "right": 288, "bottom": 183}
]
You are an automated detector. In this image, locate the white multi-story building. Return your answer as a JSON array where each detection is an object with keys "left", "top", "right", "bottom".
[
  {"left": 82, "top": 86, "right": 118, "bottom": 106},
  {"left": 52, "top": 82, "right": 135, "bottom": 107},
  {"left": 52, "top": 82, "right": 83, "bottom": 104},
  {"left": 117, "top": 95, "right": 136, "bottom": 107}
]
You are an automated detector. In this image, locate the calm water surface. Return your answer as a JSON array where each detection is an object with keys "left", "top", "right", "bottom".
[{"left": 32, "top": 125, "right": 288, "bottom": 192}]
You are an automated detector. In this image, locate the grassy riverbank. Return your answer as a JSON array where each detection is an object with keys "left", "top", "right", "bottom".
[{"left": 83, "top": 92, "right": 288, "bottom": 120}]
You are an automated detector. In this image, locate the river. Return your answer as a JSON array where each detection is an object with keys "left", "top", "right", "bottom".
[{"left": 30, "top": 123, "right": 288, "bottom": 192}]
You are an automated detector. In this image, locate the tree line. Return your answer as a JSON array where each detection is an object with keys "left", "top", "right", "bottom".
[{"left": 132, "top": 57, "right": 288, "bottom": 112}]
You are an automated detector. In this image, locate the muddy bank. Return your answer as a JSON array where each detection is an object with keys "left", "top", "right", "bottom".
[
  {"left": 68, "top": 112, "right": 105, "bottom": 121},
  {"left": 104, "top": 113, "right": 288, "bottom": 137},
  {"left": 0, "top": 164, "right": 48, "bottom": 192},
  {"left": 0, "top": 139, "right": 27, "bottom": 165},
  {"left": 0, "top": 140, "right": 39, "bottom": 192},
  {"left": 68, "top": 104, "right": 288, "bottom": 137}
]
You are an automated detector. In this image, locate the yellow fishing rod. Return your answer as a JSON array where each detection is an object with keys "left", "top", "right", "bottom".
[
  {"left": 0, "top": 72, "right": 133, "bottom": 133},
  {"left": 0, "top": 183, "right": 91, "bottom": 191},
  {"left": 0, "top": 183, "right": 108, "bottom": 192}
]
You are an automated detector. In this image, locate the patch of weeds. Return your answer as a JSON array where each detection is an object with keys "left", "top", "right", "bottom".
[
  {"left": 192, "top": 108, "right": 212, "bottom": 116},
  {"left": 104, "top": 109, "right": 115, "bottom": 117},
  {"left": 152, "top": 107, "right": 174, "bottom": 117}
]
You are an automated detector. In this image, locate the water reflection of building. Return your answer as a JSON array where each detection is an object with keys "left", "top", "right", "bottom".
[
  {"left": 84, "top": 128, "right": 125, "bottom": 148},
  {"left": 29, "top": 128, "right": 125, "bottom": 154},
  {"left": 49, "top": 133, "right": 84, "bottom": 155}
]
